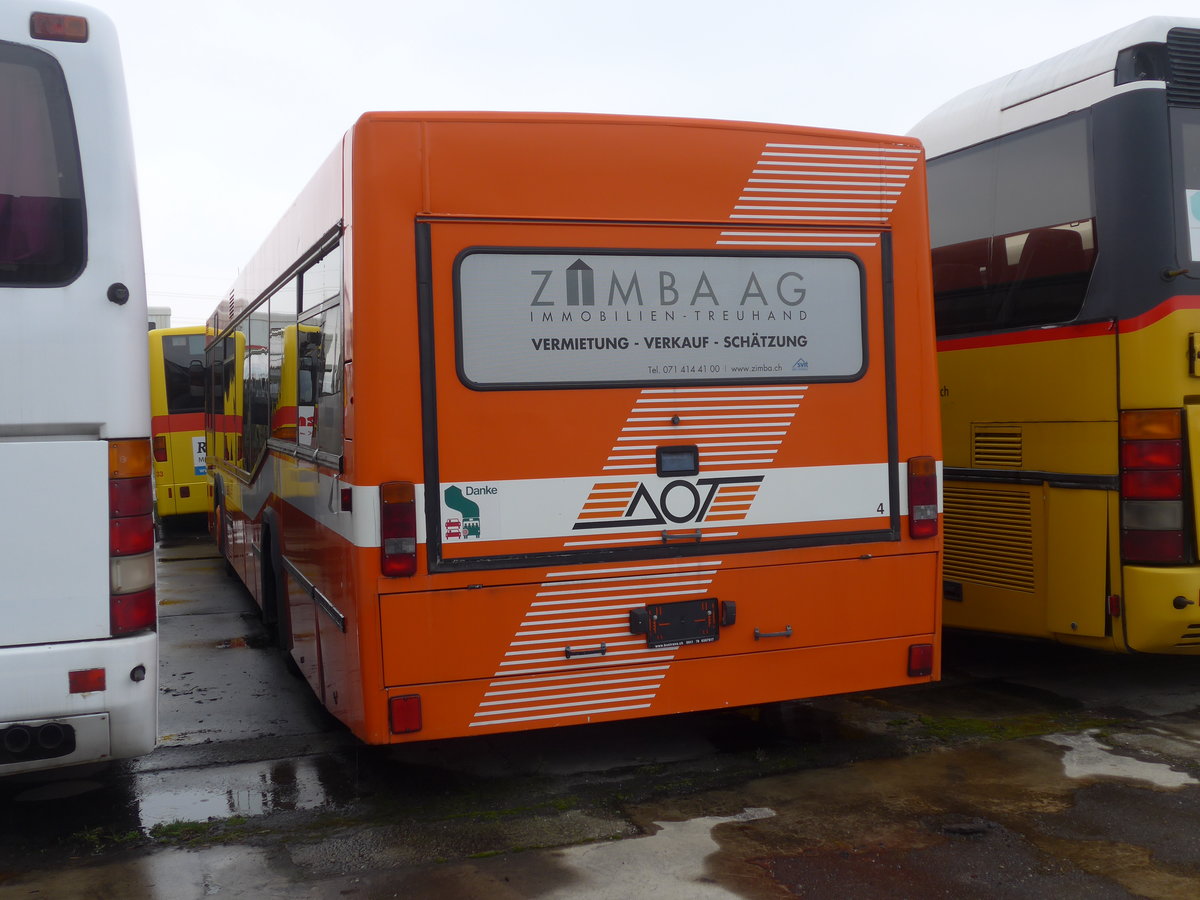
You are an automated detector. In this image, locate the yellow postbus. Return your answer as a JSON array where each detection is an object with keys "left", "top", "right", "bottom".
[
  {"left": 911, "top": 17, "right": 1200, "bottom": 652},
  {"left": 148, "top": 326, "right": 212, "bottom": 521}
]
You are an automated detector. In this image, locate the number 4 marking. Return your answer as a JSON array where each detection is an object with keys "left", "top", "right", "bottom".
[{"left": 876, "top": 503, "right": 885, "bottom": 515}]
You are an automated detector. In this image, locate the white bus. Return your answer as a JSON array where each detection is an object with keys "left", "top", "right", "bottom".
[{"left": 0, "top": 3, "right": 156, "bottom": 774}]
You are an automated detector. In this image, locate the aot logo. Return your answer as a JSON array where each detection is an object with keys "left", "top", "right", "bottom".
[{"left": 573, "top": 476, "right": 764, "bottom": 531}]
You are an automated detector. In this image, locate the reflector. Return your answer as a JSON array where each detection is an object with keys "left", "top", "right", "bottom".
[
  {"left": 68, "top": 668, "right": 106, "bottom": 693},
  {"left": 389, "top": 694, "right": 422, "bottom": 734},
  {"left": 907, "top": 643, "right": 934, "bottom": 677}
]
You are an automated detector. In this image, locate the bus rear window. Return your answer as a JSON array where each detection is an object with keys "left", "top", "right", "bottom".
[
  {"left": 0, "top": 43, "right": 85, "bottom": 286},
  {"left": 163, "top": 333, "right": 206, "bottom": 415},
  {"left": 455, "top": 249, "right": 865, "bottom": 388}
]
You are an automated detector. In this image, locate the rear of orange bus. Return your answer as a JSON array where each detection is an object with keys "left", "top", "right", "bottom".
[{"left": 209, "top": 112, "right": 943, "bottom": 745}]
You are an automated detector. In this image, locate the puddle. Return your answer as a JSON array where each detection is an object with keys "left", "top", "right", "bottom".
[
  {"left": 133, "top": 754, "right": 358, "bottom": 829},
  {"left": 1046, "top": 731, "right": 1198, "bottom": 788},
  {"left": 541, "top": 808, "right": 777, "bottom": 899}
]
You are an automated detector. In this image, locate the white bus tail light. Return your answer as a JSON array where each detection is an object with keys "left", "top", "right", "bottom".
[
  {"left": 29, "top": 12, "right": 88, "bottom": 42},
  {"left": 380, "top": 481, "right": 417, "bottom": 577},
  {"left": 907, "top": 456, "right": 939, "bottom": 538},
  {"left": 1120, "top": 409, "right": 1187, "bottom": 564},
  {"left": 109, "top": 440, "right": 156, "bottom": 635}
]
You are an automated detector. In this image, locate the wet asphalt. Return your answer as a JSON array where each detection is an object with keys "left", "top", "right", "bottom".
[{"left": 2, "top": 524, "right": 1200, "bottom": 898}]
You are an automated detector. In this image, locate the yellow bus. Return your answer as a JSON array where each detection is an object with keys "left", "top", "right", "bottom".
[
  {"left": 205, "top": 112, "right": 944, "bottom": 745},
  {"left": 911, "top": 17, "right": 1200, "bottom": 652},
  {"left": 148, "top": 326, "right": 212, "bottom": 522}
]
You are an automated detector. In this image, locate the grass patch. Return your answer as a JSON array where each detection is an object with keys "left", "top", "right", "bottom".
[
  {"left": 146, "top": 816, "right": 265, "bottom": 847},
  {"left": 71, "top": 825, "right": 144, "bottom": 853}
]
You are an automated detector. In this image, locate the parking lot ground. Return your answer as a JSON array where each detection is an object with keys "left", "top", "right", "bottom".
[{"left": 3, "top": 528, "right": 1200, "bottom": 897}]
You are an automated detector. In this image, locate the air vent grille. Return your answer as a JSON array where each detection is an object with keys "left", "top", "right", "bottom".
[
  {"left": 943, "top": 486, "right": 1035, "bottom": 593},
  {"left": 1177, "top": 623, "right": 1200, "bottom": 648},
  {"left": 1168, "top": 28, "right": 1200, "bottom": 107},
  {"left": 971, "top": 425, "right": 1023, "bottom": 469}
]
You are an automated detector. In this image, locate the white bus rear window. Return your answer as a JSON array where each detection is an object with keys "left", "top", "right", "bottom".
[
  {"left": 0, "top": 43, "right": 85, "bottom": 286},
  {"left": 456, "top": 250, "right": 865, "bottom": 388}
]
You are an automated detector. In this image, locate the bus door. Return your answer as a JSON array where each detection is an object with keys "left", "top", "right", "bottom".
[{"left": 407, "top": 219, "right": 905, "bottom": 684}]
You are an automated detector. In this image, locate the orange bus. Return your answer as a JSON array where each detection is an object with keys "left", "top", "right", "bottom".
[
  {"left": 148, "top": 326, "right": 212, "bottom": 523},
  {"left": 205, "top": 112, "right": 943, "bottom": 744}
]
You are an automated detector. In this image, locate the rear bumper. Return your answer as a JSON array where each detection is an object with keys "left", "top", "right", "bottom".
[
  {"left": 0, "top": 632, "right": 157, "bottom": 775},
  {"left": 1122, "top": 565, "right": 1200, "bottom": 653}
]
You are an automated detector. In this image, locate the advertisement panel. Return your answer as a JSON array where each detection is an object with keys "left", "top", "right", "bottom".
[{"left": 457, "top": 251, "right": 865, "bottom": 387}]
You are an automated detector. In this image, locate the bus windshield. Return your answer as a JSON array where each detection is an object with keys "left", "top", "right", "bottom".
[{"left": 0, "top": 43, "right": 85, "bottom": 285}]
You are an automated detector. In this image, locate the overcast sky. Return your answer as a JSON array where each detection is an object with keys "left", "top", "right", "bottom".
[{"left": 94, "top": 0, "right": 1187, "bottom": 326}]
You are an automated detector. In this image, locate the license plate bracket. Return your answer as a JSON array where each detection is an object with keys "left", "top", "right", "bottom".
[{"left": 630, "top": 597, "right": 719, "bottom": 649}]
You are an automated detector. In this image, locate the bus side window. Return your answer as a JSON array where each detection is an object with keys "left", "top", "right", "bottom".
[
  {"left": 268, "top": 278, "right": 298, "bottom": 442},
  {"left": 299, "top": 243, "right": 343, "bottom": 455},
  {"left": 929, "top": 114, "right": 1095, "bottom": 336}
]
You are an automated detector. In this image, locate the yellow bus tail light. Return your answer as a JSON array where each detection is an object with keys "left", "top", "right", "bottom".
[
  {"left": 1120, "top": 408, "right": 1182, "bottom": 440},
  {"left": 907, "top": 456, "right": 939, "bottom": 539},
  {"left": 152, "top": 434, "right": 168, "bottom": 463},
  {"left": 380, "top": 481, "right": 417, "bottom": 577},
  {"left": 1120, "top": 409, "right": 1188, "bottom": 564}
]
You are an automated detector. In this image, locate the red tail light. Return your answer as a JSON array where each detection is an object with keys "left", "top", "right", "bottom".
[
  {"left": 152, "top": 435, "right": 168, "bottom": 462},
  {"left": 380, "top": 481, "right": 418, "bottom": 577},
  {"left": 109, "top": 475, "right": 152, "bottom": 518},
  {"left": 1120, "top": 409, "right": 1187, "bottom": 564},
  {"left": 109, "top": 440, "right": 156, "bottom": 635},
  {"left": 111, "top": 587, "right": 157, "bottom": 636},
  {"left": 907, "top": 456, "right": 939, "bottom": 539},
  {"left": 111, "top": 514, "right": 154, "bottom": 556}
]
